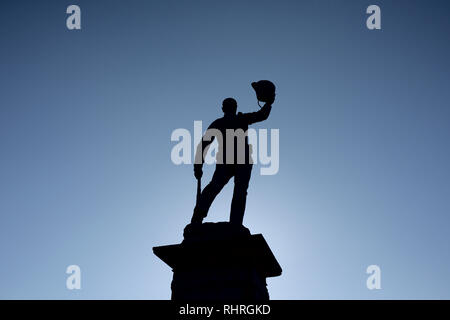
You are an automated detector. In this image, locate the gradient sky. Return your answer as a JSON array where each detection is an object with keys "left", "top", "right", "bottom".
[{"left": 1, "top": 0, "right": 450, "bottom": 299}]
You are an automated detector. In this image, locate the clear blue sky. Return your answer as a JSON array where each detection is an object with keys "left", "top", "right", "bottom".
[{"left": 1, "top": 0, "right": 450, "bottom": 299}]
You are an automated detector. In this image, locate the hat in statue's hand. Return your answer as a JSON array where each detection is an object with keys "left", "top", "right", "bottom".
[{"left": 251, "top": 80, "right": 276, "bottom": 103}]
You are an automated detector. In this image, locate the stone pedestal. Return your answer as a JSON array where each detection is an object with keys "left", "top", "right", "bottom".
[{"left": 153, "top": 222, "right": 282, "bottom": 301}]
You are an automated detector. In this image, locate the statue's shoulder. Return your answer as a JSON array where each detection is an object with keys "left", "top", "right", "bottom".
[{"left": 209, "top": 118, "right": 222, "bottom": 129}]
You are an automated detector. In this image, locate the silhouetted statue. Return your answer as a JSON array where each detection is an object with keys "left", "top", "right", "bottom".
[
  {"left": 191, "top": 81, "right": 276, "bottom": 225},
  {"left": 154, "top": 81, "right": 281, "bottom": 301}
]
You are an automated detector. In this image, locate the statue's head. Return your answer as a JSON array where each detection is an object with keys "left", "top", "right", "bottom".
[{"left": 222, "top": 98, "right": 237, "bottom": 115}]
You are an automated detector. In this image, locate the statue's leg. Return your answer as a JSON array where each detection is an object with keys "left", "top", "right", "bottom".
[
  {"left": 192, "top": 165, "right": 232, "bottom": 222},
  {"left": 230, "top": 164, "right": 253, "bottom": 225}
]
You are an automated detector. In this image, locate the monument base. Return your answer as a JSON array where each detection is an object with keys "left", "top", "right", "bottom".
[{"left": 153, "top": 222, "right": 282, "bottom": 301}]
